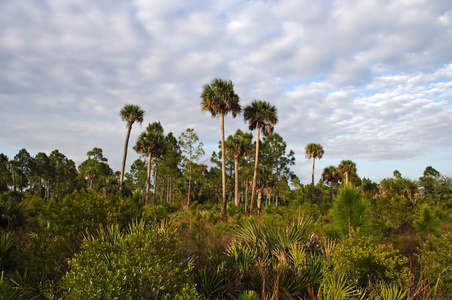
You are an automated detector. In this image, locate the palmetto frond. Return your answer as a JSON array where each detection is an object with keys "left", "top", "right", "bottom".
[
  {"left": 0, "top": 232, "right": 19, "bottom": 273},
  {"left": 376, "top": 282, "right": 407, "bottom": 300},
  {"left": 320, "top": 274, "right": 363, "bottom": 300}
]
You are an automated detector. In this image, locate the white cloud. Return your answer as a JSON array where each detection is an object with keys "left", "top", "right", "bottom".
[{"left": 1, "top": 0, "right": 451, "bottom": 182}]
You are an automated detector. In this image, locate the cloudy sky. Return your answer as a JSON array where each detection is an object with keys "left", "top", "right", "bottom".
[{"left": 1, "top": 0, "right": 451, "bottom": 184}]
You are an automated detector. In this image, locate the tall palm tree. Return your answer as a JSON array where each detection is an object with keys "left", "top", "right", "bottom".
[
  {"left": 134, "top": 122, "right": 166, "bottom": 205},
  {"left": 338, "top": 160, "right": 357, "bottom": 187},
  {"left": 305, "top": 143, "right": 324, "bottom": 188},
  {"left": 322, "top": 165, "right": 342, "bottom": 202},
  {"left": 120, "top": 104, "right": 145, "bottom": 190},
  {"left": 201, "top": 78, "right": 241, "bottom": 220},
  {"left": 243, "top": 100, "right": 278, "bottom": 214},
  {"left": 225, "top": 129, "right": 253, "bottom": 206}
]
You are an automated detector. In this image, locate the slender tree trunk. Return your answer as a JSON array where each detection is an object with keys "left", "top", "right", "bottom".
[
  {"left": 153, "top": 166, "right": 157, "bottom": 204},
  {"left": 229, "top": 163, "right": 233, "bottom": 202},
  {"left": 39, "top": 176, "right": 43, "bottom": 197},
  {"left": 345, "top": 172, "right": 349, "bottom": 186},
  {"left": 250, "top": 127, "right": 261, "bottom": 214},
  {"left": 310, "top": 157, "right": 316, "bottom": 201},
  {"left": 220, "top": 113, "right": 227, "bottom": 220},
  {"left": 120, "top": 123, "right": 132, "bottom": 190},
  {"left": 257, "top": 189, "right": 262, "bottom": 214},
  {"left": 12, "top": 169, "right": 16, "bottom": 193},
  {"left": 311, "top": 157, "right": 316, "bottom": 187},
  {"left": 234, "top": 157, "right": 239, "bottom": 206},
  {"left": 145, "top": 152, "right": 152, "bottom": 205},
  {"left": 187, "top": 162, "right": 192, "bottom": 210},
  {"left": 245, "top": 184, "right": 249, "bottom": 213},
  {"left": 166, "top": 176, "right": 170, "bottom": 204}
]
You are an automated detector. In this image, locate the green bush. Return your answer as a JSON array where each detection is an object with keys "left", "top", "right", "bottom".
[
  {"left": 40, "top": 190, "right": 125, "bottom": 240},
  {"left": 59, "top": 222, "right": 199, "bottom": 299},
  {"left": 142, "top": 203, "right": 168, "bottom": 224},
  {"left": 324, "top": 233, "right": 412, "bottom": 292}
]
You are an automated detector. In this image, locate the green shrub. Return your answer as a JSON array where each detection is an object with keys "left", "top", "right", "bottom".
[
  {"left": 142, "top": 203, "right": 167, "bottom": 224},
  {"left": 59, "top": 222, "right": 199, "bottom": 299},
  {"left": 324, "top": 233, "right": 412, "bottom": 292},
  {"left": 40, "top": 190, "right": 125, "bottom": 240}
]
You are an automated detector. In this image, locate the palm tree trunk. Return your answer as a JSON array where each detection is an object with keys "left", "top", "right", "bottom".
[
  {"left": 120, "top": 124, "right": 132, "bottom": 190},
  {"left": 145, "top": 152, "right": 152, "bottom": 205},
  {"left": 234, "top": 157, "right": 239, "bottom": 206},
  {"left": 345, "top": 172, "right": 349, "bottom": 186},
  {"left": 311, "top": 157, "right": 316, "bottom": 187},
  {"left": 245, "top": 184, "right": 249, "bottom": 213},
  {"left": 220, "top": 113, "right": 227, "bottom": 220},
  {"left": 250, "top": 127, "right": 260, "bottom": 214}
]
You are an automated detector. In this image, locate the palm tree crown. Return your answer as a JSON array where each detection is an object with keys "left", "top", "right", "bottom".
[
  {"left": 243, "top": 100, "right": 278, "bottom": 135},
  {"left": 201, "top": 78, "right": 241, "bottom": 220},
  {"left": 243, "top": 100, "right": 278, "bottom": 213},
  {"left": 119, "top": 104, "right": 145, "bottom": 190},
  {"left": 322, "top": 165, "right": 342, "bottom": 201},
  {"left": 121, "top": 104, "right": 145, "bottom": 126},
  {"left": 338, "top": 160, "right": 357, "bottom": 186},
  {"left": 201, "top": 78, "right": 241, "bottom": 118}
]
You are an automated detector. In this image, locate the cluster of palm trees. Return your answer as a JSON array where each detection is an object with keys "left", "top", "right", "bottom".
[
  {"left": 119, "top": 78, "right": 280, "bottom": 220},
  {"left": 119, "top": 78, "right": 359, "bottom": 219},
  {"left": 321, "top": 160, "right": 357, "bottom": 201},
  {"left": 304, "top": 143, "right": 358, "bottom": 201},
  {"left": 200, "top": 78, "right": 279, "bottom": 219}
]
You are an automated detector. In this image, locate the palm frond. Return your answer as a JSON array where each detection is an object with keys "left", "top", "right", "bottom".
[{"left": 320, "top": 274, "right": 362, "bottom": 300}]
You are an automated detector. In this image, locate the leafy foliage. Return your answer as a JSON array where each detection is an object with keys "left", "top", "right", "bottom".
[
  {"left": 324, "top": 234, "right": 412, "bottom": 293},
  {"left": 60, "top": 222, "right": 199, "bottom": 299}
]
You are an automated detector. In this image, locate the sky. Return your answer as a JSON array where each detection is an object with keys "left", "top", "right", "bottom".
[{"left": 1, "top": 0, "right": 451, "bottom": 185}]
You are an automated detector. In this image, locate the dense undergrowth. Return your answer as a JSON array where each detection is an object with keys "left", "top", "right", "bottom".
[{"left": 0, "top": 184, "right": 451, "bottom": 299}]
